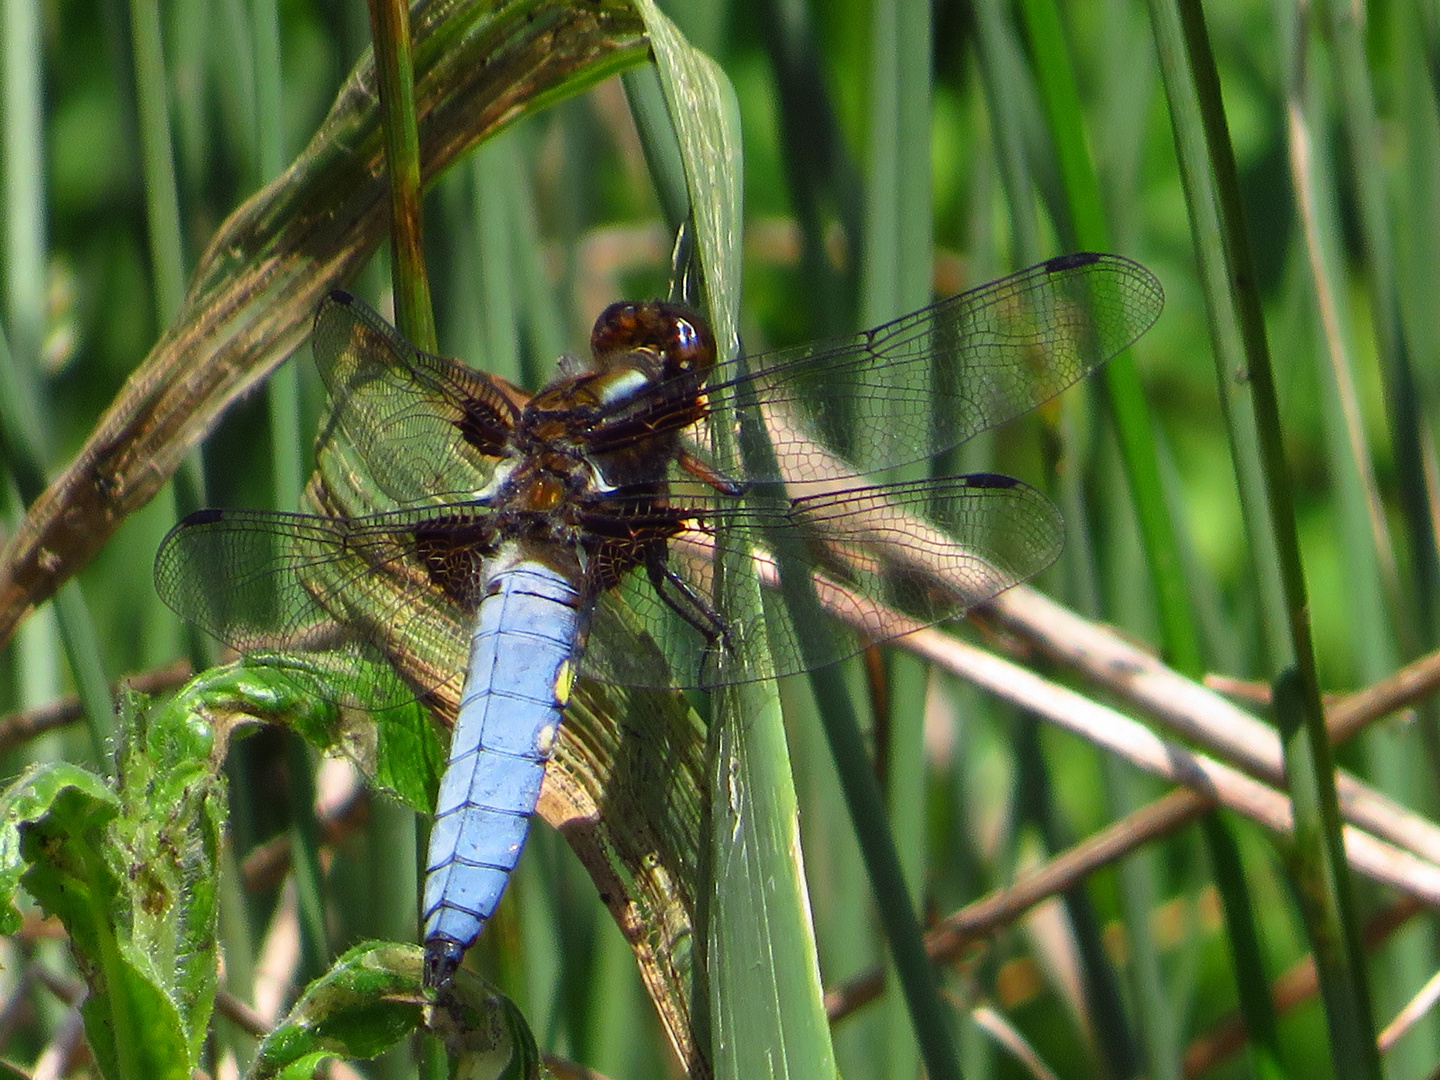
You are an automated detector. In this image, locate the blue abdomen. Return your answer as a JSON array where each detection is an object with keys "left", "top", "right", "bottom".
[{"left": 422, "top": 558, "right": 583, "bottom": 987}]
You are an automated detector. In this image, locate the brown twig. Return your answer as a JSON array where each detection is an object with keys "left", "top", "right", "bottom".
[{"left": 0, "top": 658, "right": 192, "bottom": 755}]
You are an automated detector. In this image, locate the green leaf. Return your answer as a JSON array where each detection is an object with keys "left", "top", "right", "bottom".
[
  {"left": 252, "top": 942, "right": 427, "bottom": 1079},
  {"left": 109, "top": 690, "right": 226, "bottom": 1060},
  {"left": 162, "top": 659, "right": 444, "bottom": 814},
  {"left": 2, "top": 761, "right": 192, "bottom": 1080},
  {"left": 1, "top": 690, "right": 231, "bottom": 1078},
  {"left": 429, "top": 965, "right": 544, "bottom": 1080},
  {"left": 636, "top": 5, "right": 839, "bottom": 1077},
  {"left": 0, "top": 762, "right": 119, "bottom": 935},
  {"left": 250, "top": 941, "right": 540, "bottom": 1080},
  {"left": 77, "top": 974, "right": 191, "bottom": 1080}
]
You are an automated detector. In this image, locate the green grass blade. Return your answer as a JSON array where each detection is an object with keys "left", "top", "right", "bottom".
[
  {"left": 368, "top": 0, "right": 436, "bottom": 351},
  {"left": 243, "top": 0, "right": 327, "bottom": 1020},
  {"left": 359, "top": 12, "right": 433, "bottom": 1051},
  {"left": 1202, "top": 812, "right": 1289, "bottom": 1080},
  {"left": 4, "top": 0, "right": 116, "bottom": 756},
  {"left": 215, "top": 840, "right": 259, "bottom": 1075},
  {"left": 622, "top": 63, "right": 692, "bottom": 236},
  {"left": 1020, "top": 5, "right": 1286, "bottom": 1077},
  {"left": 972, "top": 8, "right": 1151, "bottom": 1077},
  {"left": 284, "top": 734, "right": 330, "bottom": 984},
  {"left": 640, "top": 3, "right": 840, "bottom": 1075},
  {"left": 0, "top": 280, "right": 115, "bottom": 769},
  {"left": 859, "top": 0, "right": 932, "bottom": 328},
  {"left": 51, "top": 582, "right": 118, "bottom": 766},
  {"left": 753, "top": 0, "right": 861, "bottom": 338},
  {"left": 2, "top": 0, "right": 45, "bottom": 373},
  {"left": 470, "top": 135, "right": 525, "bottom": 384},
  {"left": 641, "top": 3, "right": 742, "bottom": 341},
  {"left": 971, "top": 0, "right": 1041, "bottom": 262},
  {"left": 1020, "top": 0, "right": 1201, "bottom": 678},
  {"left": 128, "top": 0, "right": 186, "bottom": 325},
  {"left": 1319, "top": 0, "right": 1440, "bottom": 645},
  {"left": 1149, "top": 1, "right": 1382, "bottom": 1074},
  {"left": 1296, "top": 4, "right": 1440, "bottom": 1065},
  {"left": 249, "top": 0, "right": 283, "bottom": 183},
  {"left": 859, "top": 0, "right": 965, "bottom": 1076},
  {"left": 248, "top": 0, "right": 304, "bottom": 518}
]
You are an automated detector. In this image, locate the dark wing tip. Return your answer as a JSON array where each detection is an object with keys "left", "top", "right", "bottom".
[
  {"left": 1043, "top": 250, "right": 1165, "bottom": 332},
  {"left": 179, "top": 507, "right": 226, "bottom": 526},
  {"left": 313, "top": 289, "right": 358, "bottom": 332},
  {"left": 962, "top": 472, "right": 1023, "bottom": 490},
  {"left": 1044, "top": 251, "right": 1102, "bottom": 272}
]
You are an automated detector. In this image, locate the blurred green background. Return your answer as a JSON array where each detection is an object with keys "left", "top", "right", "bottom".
[{"left": 4, "top": 0, "right": 1440, "bottom": 1078}]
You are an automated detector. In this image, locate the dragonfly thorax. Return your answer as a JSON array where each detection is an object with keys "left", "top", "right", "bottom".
[
  {"left": 508, "top": 302, "right": 719, "bottom": 501},
  {"left": 489, "top": 447, "right": 595, "bottom": 519}
]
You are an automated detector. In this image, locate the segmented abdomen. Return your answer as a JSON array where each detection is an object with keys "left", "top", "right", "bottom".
[{"left": 422, "top": 559, "right": 582, "bottom": 987}]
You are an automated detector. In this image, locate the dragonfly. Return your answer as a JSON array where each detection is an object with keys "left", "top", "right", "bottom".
[{"left": 154, "top": 251, "right": 1163, "bottom": 989}]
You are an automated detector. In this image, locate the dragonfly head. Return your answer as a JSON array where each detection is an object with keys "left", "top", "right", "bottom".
[{"left": 590, "top": 300, "right": 716, "bottom": 383}]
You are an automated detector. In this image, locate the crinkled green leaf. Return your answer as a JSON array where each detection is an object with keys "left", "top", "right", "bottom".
[
  {"left": 5, "top": 762, "right": 191, "bottom": 1080},
  {"left": 251, "top": 941, "right": 541, "bottom": 1080},
  {"left": 1, "top": 692, "right": 230, "bottom": 1078},
  {"left": 164, "top": 659, "right": 442, "bottom": 813},
  {"left": 251, "top": 942, "right": 424, "bottom": 1079},
  {"left": 16, "top": 781, "right": 124, "bottom": 959},
  {"left": 111, "top": 689, "right": 226, "bottom": 1060},
  {"left": 0, "top": 762, "right": 119, "bottom": 935}
]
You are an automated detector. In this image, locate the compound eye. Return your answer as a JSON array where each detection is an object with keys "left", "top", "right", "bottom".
[
  {"left": 663, "top": 314, "right": 715, "bottom": 377},
  {"left": 671, "top": 319, "right": 698, "bottom": 364}
]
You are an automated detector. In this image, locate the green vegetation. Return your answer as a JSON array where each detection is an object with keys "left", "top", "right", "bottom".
[{"left": 3, "top": 0, "right": 1440, "bottom": 1078}]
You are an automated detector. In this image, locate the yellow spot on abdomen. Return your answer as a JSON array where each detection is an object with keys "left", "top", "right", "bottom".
[{"left": 554, "top": 658, "right": 575, "bottom": 707}]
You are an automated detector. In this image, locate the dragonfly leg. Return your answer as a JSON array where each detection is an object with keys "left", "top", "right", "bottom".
[
  {"left": 677, "top": 448, "right": 746, "bottom": 497},
  {"left": 647, "top": 548, "right": 731, "bottom": 650}
]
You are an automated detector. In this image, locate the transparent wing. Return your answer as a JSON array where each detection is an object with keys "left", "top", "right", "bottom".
[
  {"left": 162, "top": 257, "right": 1157, "bottom": 699},
  {"left": 154, "top": 507, "right": 474, "bottom": 712},
  {"left": 577, "top": 473, "right": 1063, "bottom": 689},
  {"left": 688, "top": 252, "right": 1163, "bottom": 483},
  {"left": 155, "top": 476, "right": 1060, "bottom": 699},
  {"left": 311, "top": 291, "right": 521, "bottom": 505}
]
